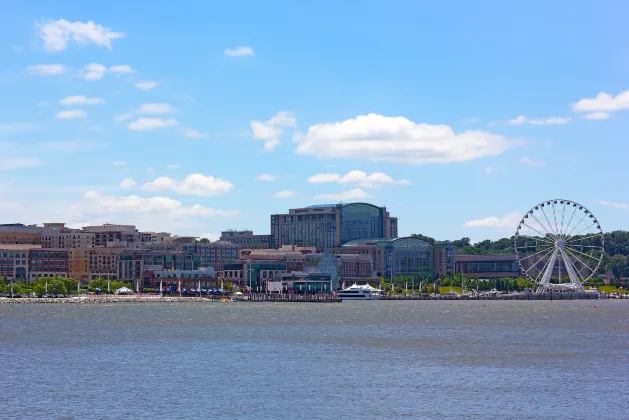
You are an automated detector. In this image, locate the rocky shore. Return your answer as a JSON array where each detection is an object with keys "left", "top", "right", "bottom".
[{"left": 0, "top": 296, "right": 216, "bottom": 304}]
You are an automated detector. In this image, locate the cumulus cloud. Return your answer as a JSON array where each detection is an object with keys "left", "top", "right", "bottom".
[
  {"left": 520, "top": 156, "right": 546, "bottom": 167},
  {"left": 56, "top": 109, "right": 86, "bottom": 119},
  {"left": 583, "top": 112, "right": 609, "bottom": 120},
  {"left": 255, "top": 173, "right": 275, "bottom": 181},
  {"left": 59, "top": 95, "right": 104, "bottom": 105},
  {"left": 600, "top": 200, "right": 629, "bottom": 210},
  {"left": 37, "top": 19, "right": 124, "bottom": 52},
  {"left": 251, "top": 111, "right": 297, "bottom": 151},
  {"left": 307, "top": 170, "right": 410, "bottom": 189},
  {"left": 135, "top": 81, "right": 158, "bottom": 90},
  {"left": 507, "top": 115, "right": 570, "bottom": 125},
  {"left": 68, "top": 191, "right": 237, "bottom": 226},
  {"left": 114, "top": 113, "right": 133, "bottom": 122},
  {"left": 138, "top": 103, "right": 174, "bottom": 114},
  {"left": 109, "top": 64, "right": 134, "bottom": 73},
  {"left": 295, "top": 113, "right": 516, "bottom": 164},
  {"left": 119, "top": 178, "right": 136, "bottom": 189},
  {"left": 313, "top": 188, "right": 371, "bottom": 201},
  {"left": 274, "top": 190, "right": 294, "bottom": 198},
  {"left": 141, "top": 174, "right": 233, "bottom": 196},
  {"left": 27, "top": 64, "right": 68, "bottom": 75},
  {"left": 464, "top": 212, "right": 522, "bottom": 228},
  {"left": 224, "top": 46, "right": 254, "bottom": 57},
  {"left": 82, "top": 63, "right": 108, "bottom": 80},
  {"left": 200, "top": 232, "right": 220, "bottom": 241},
  {"left": 128, "top": 118, "right": 177, "bottom": 130},
  {"left": 572, "top": 90, "right": 629, "bottom": 113},
  {"left": 111, "top": 160, "right": 127, "bottom": 166},
  {"left": 182, "top": 128, "right": 207, "bottom": 138}
]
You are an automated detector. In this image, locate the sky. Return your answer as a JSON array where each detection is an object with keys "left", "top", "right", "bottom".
[{"left": 0, "top": 0, "right": 628, "bottom": 243}]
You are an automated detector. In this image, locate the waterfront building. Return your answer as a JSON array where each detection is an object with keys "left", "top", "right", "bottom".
[
  {"left": 435, "top": 243, "right": 456, "bottom": 276},
  {"left": 88, "top": 248, "right": 123, "bottom": 281},
  {"left": 0, "top": 224, "right": 43, "bottom": 245},
  {"left": 454, "top": 254, "right": 520, "bottom": 278},
  {"left": 330, "top": 244, "right": 388, "bottom": 277},
  {"left": 389, "top": 217, "right": 399, "bottom": 239},
  {"left": 275, "top": 272, "right": 334, "bottom": 294},
  {"left": 28, "top": 248, "right": 69, "bottom": 280},
  {"left": 338, "top": 254, "right": 373, "bottom": 278},
  {"left": 220, "top": 230, "right": 271, "bottom": 249},
  {"left": 341, "top": 237, "right": 435, "bottom": 279},
  {"left": 222, "top": 261, "right": 287, "bottom": 291},
  {"left": 270, "top": 202, "right": 396, "bottom": 251},
  {"left": 141, "top": 267, "right": 217, "bottom": 289},
  {"left": 195, "top": 241, "right": 240, "bottom": 271},
  {"left": 0, "top": 244, "right": 40, "bottom": 281},
  {"left": 118, "top": 250, "right": 198, "bottom": 282},
  {"left": 82, "top": 224, "right": 141, "bottom": 246},
  {"left": 41, "top": 223, "right": 95, "bottom": 249}
]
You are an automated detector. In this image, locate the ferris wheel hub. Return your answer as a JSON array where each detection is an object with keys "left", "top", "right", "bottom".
[{"left": 556, "top": 240, "right": 566, "bottom": 249}]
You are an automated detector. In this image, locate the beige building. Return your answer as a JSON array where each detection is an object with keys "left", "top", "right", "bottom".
[
  {"left": 0, "top": 225, "right": 43, "bottom": 245},
  {"left": 88, "top": 248, "right": 123, "bottom": 280}
]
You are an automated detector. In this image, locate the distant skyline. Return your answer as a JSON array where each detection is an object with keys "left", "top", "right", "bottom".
[{"left": 0, "top": 1, "right": 628, "bottom": 243}]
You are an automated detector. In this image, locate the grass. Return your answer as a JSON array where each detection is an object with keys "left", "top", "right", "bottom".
[
  {"left": 439, "top": 286, "right": 463, "bottom": 295},
  {"left": 597, "top": 285, "right": 629, "bottom": 294}
]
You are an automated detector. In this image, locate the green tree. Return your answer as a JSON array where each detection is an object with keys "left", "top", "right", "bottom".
[
  {"left": 48, "top": 277, "right": 68, "bottom": 295},
  {"left": 198, "top": 238, "right": 210, "bottom": 244},
  {"left": 606, "top": 254, "right": 628, "bottom": 280}
]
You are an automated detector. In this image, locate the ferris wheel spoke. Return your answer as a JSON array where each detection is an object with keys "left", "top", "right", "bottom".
[
  {"left": 551, "top": 202, "right": 560, "bottom": 237},
  {"left": 521, "top": 222, "right": 554, "bottom": 241},
  {"left": 565, "top": 245, "right": 601, "bottom": 263},
  {"left": 559, "top": 203, "right": 567, "bottom": 238},
  {"left": 528, "top": 247, "right": 556, "bottom": 282},
  {"left": 562, "top": 205, "right": 578, "bottom": 238},
  {"left": 563, "top": 223, "right": 598, "bottom": 242},
  {"left": 563, "top": 247, "right": 597, "bottom": 274},
  {"left": 517, "top": 245, "right": 555, "bottom": 262},
  {"left": 565, "top": 233, "right": 602, "bottom": 245},
  {"left": 564, "top": 212, "right": 589, "bottom": 238},
  {"left": 560, "top": 248, "right": 584, "bottom": 285},
  {"left": 516, "top": 234, "right": 555, "bottom": 246},
  {"left": 531, "top": 208, "right": 555, "bottom": 241},
  {"left": 540, "top": 206, "right": 559, "bottom": 238}
]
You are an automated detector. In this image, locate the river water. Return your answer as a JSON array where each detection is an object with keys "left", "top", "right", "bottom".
[{"left": 1, "top": 300, "right": 627, "bottom": 419}]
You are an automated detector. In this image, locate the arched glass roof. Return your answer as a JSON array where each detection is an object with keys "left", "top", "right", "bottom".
[
  {"left": 341, "top": 202, "right": 382, "bottom": 213},
  {"left": 342, "top": 237, "right": 433, "bottom": 248}
]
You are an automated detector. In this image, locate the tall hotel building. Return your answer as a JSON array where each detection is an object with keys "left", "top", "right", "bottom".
[{"left": 270, "top": 203, "right": 397, "bottom": 251}]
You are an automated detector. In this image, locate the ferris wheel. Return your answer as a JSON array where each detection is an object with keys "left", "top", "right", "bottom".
[{"left": 513, "top": 199, "right": 604, "bottom": 292}]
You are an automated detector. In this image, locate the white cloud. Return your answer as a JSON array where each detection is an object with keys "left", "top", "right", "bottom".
[
  {"left": 200, "top": 232, "right": 219, "bottom": 241},
  {"left": 119, "top": 178, "right": 136, "bottom": 189},
  {"left": 26, "top": 64, "right": 68, "bottom": 75},
  {"left": 313, "top": 188, "right": 371, "bottom": 201},
  {"left": 520, "top": 156, "right": 546, "bottom": 167},
  {"left": 60, "top": 95, "right": 104, "bottom": 105},
  {"left": 0, "top": 157, "right": 43, "bottom": 171},
  {"left": 111, "top": 160, "right": 127, "bottom": 166},
  {"left": 56, "top": 109, "right": 86, "bottom": 119},
  {"left": 141, "top": 174, "right": 233, "bottom": 196},
  {"left": 464, "top": 212, "right": 522, "bottom": 228},
  {"left": 114, "top": 113, "right": 133, "bottom": 122},
  {"left": 255, "top": 173, "right": 275, "bottom": 182},
  {"left": 274, "top": 190, "right": 294, "bottom": 198},
  {"left": 109, "top": 64, "right": 134, "bottom": 73},
  {"left": 295, "top": 113, "right": 516, "bottom": 164},
  {"left": 251, "top": 111, "right": 297, "bottom": 151},
  {"left": 138, "top": 103, "right": 174, "bottom": 114},
  {"left": 167, "top": 163, "right": 180, "bottom": 170},
  {"left": 572, "top": 90, "right": 629, "bottom": 112},
  {"left": 68, "top": 191, "right": 237, "bottom": 225},
  {"left": 128, "top": 118, "right": 178, "bottom": 130},
  {"left": 135, "top": 81, "right": 158, "bottom": 90},
  {"left": 182, "top": 128, "right": 207, "bottom": 138},
  {"left": 508, "top": 115, "right": 570, "bottom": 125},
  {"left": 37, "top": 19, "right": 124, "bottom": 52},
  {"left": 583, "top": 112, "right": 609, "bottom": 120},
  {"left": 224, "top": 46, "right": 254, "bottom": 57},
  {"left": 600, "top": 200, "right": 629, "bottom": 210},
  {"left": 484, "top": 166, "right": 499, "bottom": 175},
  {"left": 307, "top": 170, "right": 410, "bottom": 188},
  {"left": 82, "top": 63, "right": 108, "bottom": 80}
]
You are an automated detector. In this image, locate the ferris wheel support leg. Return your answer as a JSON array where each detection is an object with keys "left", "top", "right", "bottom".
[
  {"left": 538, "top": 248, "right": 558, "bottom": 293},
  {"left": 559, "top": 248, "right": 583, "bottom": 291}
]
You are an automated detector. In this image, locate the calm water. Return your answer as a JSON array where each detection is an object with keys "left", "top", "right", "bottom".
[{"left": 1, "top": 300, "right": 627, "bottom": 419}]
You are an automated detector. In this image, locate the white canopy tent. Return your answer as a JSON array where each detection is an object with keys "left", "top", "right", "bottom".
[
  {"left": 344, "top": 283, "right": 382, "bottom": 292},
  {"left": 115, "top": 286, "right": 134, "bottom": 295}
]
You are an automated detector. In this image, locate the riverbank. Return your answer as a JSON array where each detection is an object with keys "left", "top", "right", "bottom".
[{"left": 0, "top": 296, "right": 212, "bottom": 304}]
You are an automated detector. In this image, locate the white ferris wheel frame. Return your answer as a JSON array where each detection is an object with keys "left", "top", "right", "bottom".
[{"left": 513, "top": 199, "right": 604, "bottom": 292}]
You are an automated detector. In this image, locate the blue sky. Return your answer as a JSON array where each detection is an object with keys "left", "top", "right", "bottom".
[{"left": 0, "top": 0, "right": 628, "bottom": 242}]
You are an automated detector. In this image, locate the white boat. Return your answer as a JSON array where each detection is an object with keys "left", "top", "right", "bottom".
[{"left": 338, "top": 284, "right": 376, "bottom": 301}]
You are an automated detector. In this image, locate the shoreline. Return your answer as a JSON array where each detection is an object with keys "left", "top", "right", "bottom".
[{"left": 0, "top": 296, "right": 214, "bottom": 304}]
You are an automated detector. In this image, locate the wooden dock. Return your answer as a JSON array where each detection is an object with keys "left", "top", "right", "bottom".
[{"left": 242, "top": 293, "right": 341, "bottom": 303}]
